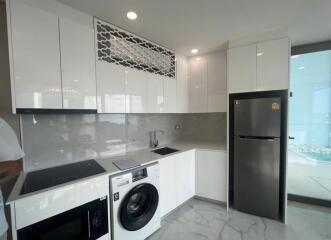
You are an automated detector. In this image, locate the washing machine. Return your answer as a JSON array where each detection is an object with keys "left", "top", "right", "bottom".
[{"left": 110, "top": 162, "right": 160, "bottom": 240}]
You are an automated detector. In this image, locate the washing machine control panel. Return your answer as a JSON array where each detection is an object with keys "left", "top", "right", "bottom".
[{"left": 132, "top": 168, "right": 148, "bottom": 182}]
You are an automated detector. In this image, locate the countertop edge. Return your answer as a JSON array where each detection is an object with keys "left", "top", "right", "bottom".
[{"left": 6, "top": 141, "right": 227, "bottom": 204}]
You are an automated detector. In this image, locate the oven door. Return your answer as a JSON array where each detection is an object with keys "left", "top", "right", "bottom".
[{"left": 17, "top": 197, "right": 108, "bottom": 240}]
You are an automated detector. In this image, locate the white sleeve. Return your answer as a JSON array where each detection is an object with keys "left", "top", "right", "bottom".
[
  {"left": 0, "top": 189, "right": 8, "bottom": 236},
  {"left": 0, "top": 118, "right": 24, "bottom": 161}
]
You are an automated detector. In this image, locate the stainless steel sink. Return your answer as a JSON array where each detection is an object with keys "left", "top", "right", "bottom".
[{"left": 151, "top": 147, "right": 179, "bottom": 155}]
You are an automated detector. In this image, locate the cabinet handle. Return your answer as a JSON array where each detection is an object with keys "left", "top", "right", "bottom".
[
  {"left": 87, "top": 210, "right": 91, "bottom": 238},
  {"left": 289, "top": 136, "right": 295, "bottom": 140}
]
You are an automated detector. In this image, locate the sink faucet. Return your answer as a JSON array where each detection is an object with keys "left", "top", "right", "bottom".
[{"left": 150, "top": 130, "right": 165, "bottom": 148}]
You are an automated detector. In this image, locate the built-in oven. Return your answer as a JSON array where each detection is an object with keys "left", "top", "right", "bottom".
[{"left": 17, "top": 196, "right": 108, "bottom": 240}]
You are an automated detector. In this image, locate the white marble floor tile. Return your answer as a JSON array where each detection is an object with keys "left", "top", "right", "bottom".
[{"left": 147, "top": 199, "right": 331, "bottom": 240}]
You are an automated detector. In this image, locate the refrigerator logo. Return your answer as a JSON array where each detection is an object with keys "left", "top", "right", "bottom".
[{"left": 271, "top": 102, "right": 280, "bottom": 110}]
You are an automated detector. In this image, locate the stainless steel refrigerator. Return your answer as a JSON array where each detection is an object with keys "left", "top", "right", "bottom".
[{"left": 234, "top": 97, "right": 281, "bottom": 220}]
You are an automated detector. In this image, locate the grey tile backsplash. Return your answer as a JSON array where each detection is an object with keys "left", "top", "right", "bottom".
[{"left": 21, "top": 113, "right": 226, "bottom": 172}]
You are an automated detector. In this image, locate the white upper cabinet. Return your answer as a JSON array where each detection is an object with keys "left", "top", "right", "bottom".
[
  {"left": 188, "top": 51, "right": 227, "bottom": 113},
  {"left": 59, "top": 17, "right": 96, "bottom": 110},
  {"left": 257, "top": 38, "right": 289, "bottom": 91},
  {"left": 147, "top": 73, "right": 164, "bottom": 113},
  {"left": 207, "top": 51, "right": 227, "bottom": 112},
  {"left": 227, "top": 38, "right": 289, "bottom": 93},
  {"left": 96, "top": 62, "right": 126, "bottom": 113},
  {"left": 8, "top": 0, "right": 97, "bottom": 112},
  {"left": 126, "top": 69, "right": 148, "bottom": 113},
  {"left": 189, "top": 57, "right": 208, "bottom": 113},
  {"left": 176, "top": 56, "right": 189, "bottom": 113},
  {"left": 163, "top": 76, "right": 177, "bottom": 113},
  {"left": 227, "top": 44, "right": 257, "bottom": 93},
  {"left": 10, "top": 0, "right": 62, "bottom": 109}
]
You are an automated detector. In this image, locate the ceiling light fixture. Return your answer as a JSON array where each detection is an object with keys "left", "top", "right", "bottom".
[
  {"left": 291, "top": 55, "right": 300, "bottom": 59},
  {"left": 191, "top": 49, "right": 199, "bottom": 54},
  {"left": 127, "top": 11, "right": 137, "bottom": 20}
]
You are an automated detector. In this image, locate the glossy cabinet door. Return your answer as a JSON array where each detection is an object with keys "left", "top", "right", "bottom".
[
  {"left": 196, "top": 150, "right": 227, "bottom": 202},
  {"left": 227, "top": 44, "right": 257, "bottom": 93},
  {"left": 159, "top": 151, "right": 196, "bottom": 217},
  {"left": 176, "top": 56, "right": 189, "bottom": 113},
  {"left": 163, "top": 76, "right": 177, "bottom": 113},
  {"left": 176, "top": 150, "right": 196, "bottom": 206},
  {"left": 126, "top": 68, "right": 148, "bottom": 113},
  {"left": 96, "top": 62, "right": 126, "bottom": 113},
  {"left": 189, "top": 57, "right": 208, "bottom": 112},
  {"left": 207, "top": 51, "right": 227, "bottom": 112},
  {"left": 147, "top": 73, "right": 164, "bottom": 113},
  {"left": 159, "top": 154, "right": 178, "bottom": 217},
  {"left": 59, "top": 17, "right": 96, "bottom": 110},
  {"left": 10, "top": 0, "right": 62, "bottom": 109},
  {"left": 257, "top": 38, "right": 289, "bottom": 91}
]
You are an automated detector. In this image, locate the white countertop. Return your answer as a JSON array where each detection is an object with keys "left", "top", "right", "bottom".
[{"left": 7, "top": 141, "right": 226, "bottom": 204}]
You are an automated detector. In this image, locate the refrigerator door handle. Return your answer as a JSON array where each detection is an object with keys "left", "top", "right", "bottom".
[{"left": 238, "top": 136, "right": 276, "bottom": 141}]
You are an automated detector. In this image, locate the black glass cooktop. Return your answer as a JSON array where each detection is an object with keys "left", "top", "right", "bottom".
[{"left": 20, "top": 160, "right": 105, "bottom": 195}]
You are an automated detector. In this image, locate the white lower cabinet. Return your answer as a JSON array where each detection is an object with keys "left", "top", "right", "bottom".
[
  {"left": 159, "top": 150, "right": 195, "bottom": 217},
  {"left": 196, "top": 150, "right": 227, "bottom": 203},
  {"left": 176, "top": 150, "right": 196, "bottom": 205}
]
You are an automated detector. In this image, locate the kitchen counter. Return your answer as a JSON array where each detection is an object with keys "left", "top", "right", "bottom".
[{"left": 7, "top": 141, "right": 226, "bottom": 203}]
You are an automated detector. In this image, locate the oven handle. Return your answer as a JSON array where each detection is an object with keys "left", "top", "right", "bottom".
[{"left": 87, "top": 210, "right": 91, "bottom": 239}]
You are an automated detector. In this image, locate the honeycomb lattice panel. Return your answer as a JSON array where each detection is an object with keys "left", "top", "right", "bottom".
[{"left": 95, "top": 19, "right": 176, "bottom": 78}]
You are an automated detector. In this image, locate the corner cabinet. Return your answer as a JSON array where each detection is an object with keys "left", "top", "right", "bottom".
[
  {"left": 7, "top": 0, "right": 97, "bottom": 113},
  {"left": 227, "top": 38, "right": 289, "bottom": 93}
]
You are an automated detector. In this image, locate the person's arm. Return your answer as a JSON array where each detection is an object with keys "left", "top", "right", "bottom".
[{"left": 0, "top": 160, "right": 22, "bottom": 185}]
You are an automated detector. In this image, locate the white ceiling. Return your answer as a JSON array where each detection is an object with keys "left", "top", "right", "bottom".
[{"left": 58, "top": 0, "right": 331, "bottom": 56}]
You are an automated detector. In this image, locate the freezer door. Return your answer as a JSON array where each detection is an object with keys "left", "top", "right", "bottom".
[
  {"left": 234, "top": 97, "right": 281, "bottom": 137},
  {"left": 234, "top": 136, "right": 280, "bottom": 220}
]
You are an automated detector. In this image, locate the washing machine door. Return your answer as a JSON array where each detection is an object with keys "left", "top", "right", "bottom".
[{"left": 120, "top": 183, "right": 159, "bottom": 231}]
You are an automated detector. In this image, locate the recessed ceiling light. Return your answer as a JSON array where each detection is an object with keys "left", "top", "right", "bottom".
[
  {"left": 191, "top": 49, "right": 199, "bottom": 54},
  {"left": 291, "top": 55, "right": 300, "bottom": 59},
  {"left": 127, "top": 11, "right": 137, "bottom": 20},
  {"left": 298, "top": 66, "right": 305, "bottom": 70}
]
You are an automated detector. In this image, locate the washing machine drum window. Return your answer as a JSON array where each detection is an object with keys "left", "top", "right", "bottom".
[{"left": 120, "top": 183, "right": 159, "bottom": 231}]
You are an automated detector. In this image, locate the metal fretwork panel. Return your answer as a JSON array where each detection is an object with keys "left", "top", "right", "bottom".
[{"left": 95, "top": 19, "right": 175, "bottom": 78}]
